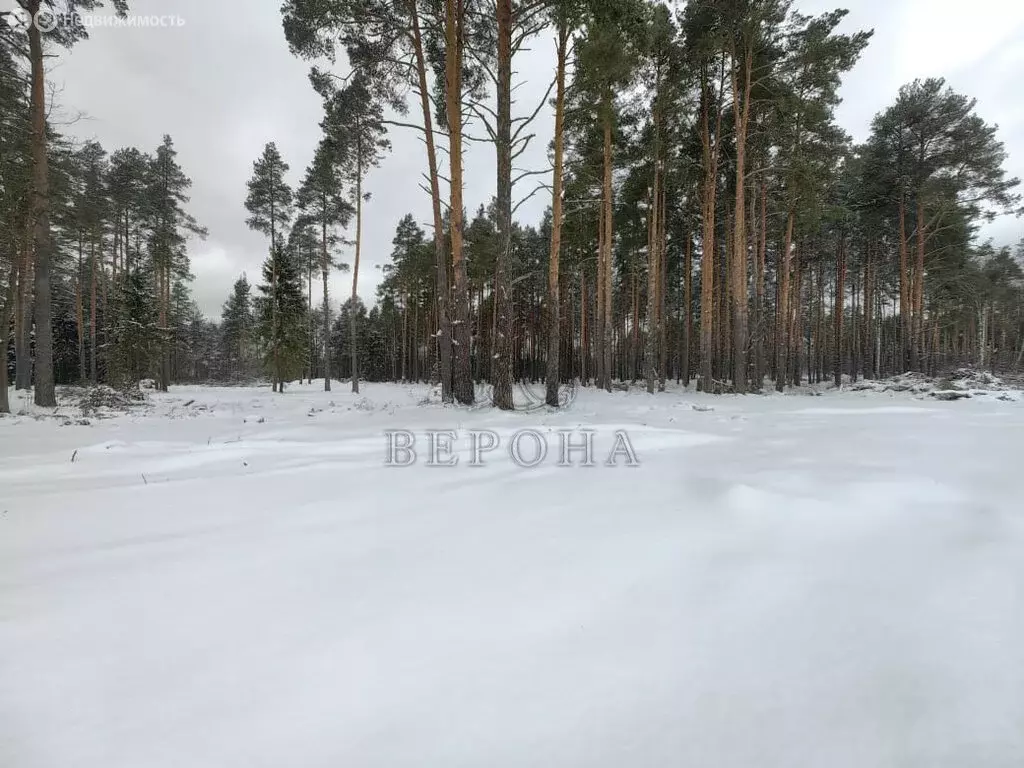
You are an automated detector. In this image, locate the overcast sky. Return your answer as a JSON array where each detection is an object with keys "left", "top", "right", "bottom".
[{"left": 37, "top": 0, "right": 1024, "bottom": 318}]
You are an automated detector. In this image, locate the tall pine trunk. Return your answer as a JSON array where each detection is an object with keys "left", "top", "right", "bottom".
[
  {"left": 897, "top": 195, "right": 911, "bottom": 371},
  {"left": 408, "top": 0, "right": 452, "bottom": 401},
  {"left": 545, "top": 22, "right": 569, "bottom": 408},
  {"left": 28, "top": 6, "right": 55, "bottom": 407},
  {"left": 321, "top": 203, "right": 332, "bottom": 391},
  {"left": 160, "top": 265, "right": 170, "bottom": 391},
  {"left": 730, "top": 48, "right": 752, "bottom": 394},
  {"left": 698, "top": 66, "right": 722, "bottom": 393},
  {"left": 14, "top": 239, "right": 31, "bottom": 390},
  {"left": 645, "top": 168, "right": 660, "bottom": 394},
  {"left": 0, "top": 264, "right": 15, "bottom": 413},
  {"left": 351, "top": 134, "right": 363, "bottom": 394},
  {"left": 601, "top": 97, "right": 613, "bottom": 392},
  {"left": 445, "top": 0, "right": 474, "bottom": 404},
  {"left": 775, "top": 210, "right": 793, "bottom": 391},
  {"left": 658, "top": 186, "right": 667, "bottom": 392},
  {"left": 491, "top": 0, "right": 514, "bottom": 409},
  {"left": 834, "top": 234, "right": 846, "bottom": 387},
  {"left": 90, "top": 236, "right": 98, "bottom": 382},
  {"left": 914, "top": 200, "right": 926, "bottom": 373},
  {"left": 76, "top": 235, "right": 85, "bottom": 382},
  {"left": 682, "top": 235, "right": 692, "bottom": 386},
  {"left": 754, "top": 181, "right": 767, "bottom": 389}
]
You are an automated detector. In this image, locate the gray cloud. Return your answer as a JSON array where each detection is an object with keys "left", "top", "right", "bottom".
[{"left": 46, "top": 0, "right": 1023, "bottom": 318}]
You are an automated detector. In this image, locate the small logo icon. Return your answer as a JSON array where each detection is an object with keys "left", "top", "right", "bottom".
[{"left": 33, "top": 8, "right": 58, "bottom": 32}]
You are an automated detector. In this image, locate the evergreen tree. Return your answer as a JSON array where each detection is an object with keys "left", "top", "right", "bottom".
[
  {"left": 71, "top": 140, "right": 109, "bottom": 384},
  {"left": 15, "top": 0, "right": 129, "bottom": 406},
  {"left": 867, "top": 78, "right": 1021, "bottom": 371},
  {"left": 257, "top": 244, "right": 307, "bottom": 388},
  {"left": 109, "top": 266, "right": 157, "bottom": 387},
  {"left": 571, "top": 0, "right": 647, "bottom": 391},
  {"left": 221, "top": 274, "right": 254, "bottom": 380},
  {"left": 245, "top": 142, "right": 294, "bottom": 392},
  {"left": 147, "top": 135, "right": 206, "bottom": 392},
  {"left": 317, "top": 73, "right": 389, "bottom": 394},
  {"left": 296, "top": 136, "right": 353, "bottom": 391}
]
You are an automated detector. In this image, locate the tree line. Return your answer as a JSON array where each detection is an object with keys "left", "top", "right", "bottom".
[
  {"left": 1, "top": 0, "right": 217, "bottom": 413},
  {"left": 4, "top": 0, "right": 1023, "bottom": 413},
  {"left": 273, "top": 0, "right": 1022, "bottom": 405}
]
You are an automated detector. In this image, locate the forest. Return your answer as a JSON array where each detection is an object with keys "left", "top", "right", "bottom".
[{"left": 2, "top": 0, "right": 1022, "bottom": 412}]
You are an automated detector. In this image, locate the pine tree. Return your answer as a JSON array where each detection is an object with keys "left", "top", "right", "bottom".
[
  {"left": 147, "top": 135, "right": 206, "bottom": 392},
  {"left": 245, "top": 142, "right": 294, "bottom": 392},
  {"left": 0, "top": 40, "right": 29, "bottom": 411},
  {"left": 318, "top": 73, "right": 389, "bottom": 394},
  {"left": 544, "top": 0, "right": 583, "bottom": 407},
  {"left": 867, "top": 78, "right": 1021, "bottom": 372},
  {"left": 15, "top": 0, "right": 129, "bottom": 406},
  {"left": 282, "top": 0, "right": 456, "bottom": 402},
  {"left": 571, "top": 0, "right": 647, "bottom": 391},
  {"left": 296, "top": 137, "right": 353, "bottom": 391},
  {"left": 71, "top": 141, "right": 109, "bottom": 384}
]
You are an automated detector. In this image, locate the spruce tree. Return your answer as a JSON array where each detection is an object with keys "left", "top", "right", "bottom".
[
  {"left": 257, "top": 245, "right": 307, "bottom": 389},
  {"left": 221, "top": 275, "right": 254, "bottom": 380},
  {"left": 110, "top": 266, "right": 157, "bottom": 387}
]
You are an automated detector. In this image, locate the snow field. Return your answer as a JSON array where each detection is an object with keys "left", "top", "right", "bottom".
[{"left": 2, "top": 381, "right": 1023, "bottom": 767}]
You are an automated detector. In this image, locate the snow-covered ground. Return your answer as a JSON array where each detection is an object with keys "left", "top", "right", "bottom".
[{"left": 2, "top": 381, "right": 1023, "bottom": 768}]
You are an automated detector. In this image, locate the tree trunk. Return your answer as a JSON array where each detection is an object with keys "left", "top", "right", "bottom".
[
  {"left": 321, "top": 194, "right": 332, "bottom": 391},
  {"left": 545, "top": 22, "right": 569, "bottom": 408},
  {"left": 754, "top": 181, "right": 767, "bottom": 390},
  {"left": 862, "top": 240, "right": 873, "bottom": 380},
  {"left": 408, "top": 0, "right": 452, "bottom": 401},
  {"left": 978, "top": 302, "right": 988, "bottom": 369},
  {"left": 914, "top": 199, "right": 926, "bottom": 373},
  {"left": 14, "top": 239, "right": 31, "bottom": 391},
  {"left": 27, "top": 6, "right": 56, "bottom": 407},
  {"left": 596, "top": 198, "right": 605, "bottom": 387},
  {"left": 0, "top": 264, "right": 15, "bottom": 414},
  {"left": 658, "top": 185, "right": 667, "bottom": 392},
  {"left": 775, "top": 210, "right": 793, "bottom": 391},
  {"left": 270, "top": 192, "right": 279, "bottom": 392},
  {"left": 698, "top": 67, "right": 722, "bottom": 393},
  {"left": 730, "top": 48, "right": 752, "bottom": 394},
  {"left": 351, "top": 136, "right": 363, "bottom": 394},
  {"left": 600, "top": 94, "right": 614, "bottom": 392},
  {"left": 834, "top": 234, "right": 846, "bottom": 387},
  {"left": 791, "top": 253, "right": 803, "bottom": 386},
  {"left": 77, "top": 234, "right": 85, "bottom": 382},
  {"left": 898, "top": 196, "right": 912, "bottom": 371},
  {"left": 645, "top": 179, "right": 659, "bottom": 394},
  {"left": 445, "top": 0, "right": 474, "bottom": 404},
  {"left": 306, "top": 241, "right": 313, "bottom": 384},
  {"left": 580, "top": 271, "right": 588, "bottom": 385},
  {"left": 682, "top": 235, "right": 692, "bottom": 386},
  {"left": 90, "top": 236, "right": 98, "bottom": 382},
  {"left": 159, "top": 265, "right": 169, "bottom": 392},
  {"left": 491, "top": 0, "right": 514, "bottom": 409}
]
